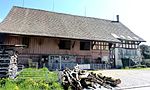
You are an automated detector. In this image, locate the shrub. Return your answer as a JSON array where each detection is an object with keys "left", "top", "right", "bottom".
[
  {"left": 141, "top": 59, "right": 150, "bottom": 67},
  {"left": 0, "top": 68, "right": 63, "bottom": 90}
]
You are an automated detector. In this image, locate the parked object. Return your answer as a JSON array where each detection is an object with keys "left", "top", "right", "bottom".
[{"left": 61, "top": 65, "right": 121, "bottom": 90}]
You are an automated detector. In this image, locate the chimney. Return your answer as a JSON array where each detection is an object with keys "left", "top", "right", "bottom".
[
  {"left": 116, "top": 15, "right": 119, "bottom": 22},
  {"left": 111, "top": 15, "right": 120, "bottom": 23}
]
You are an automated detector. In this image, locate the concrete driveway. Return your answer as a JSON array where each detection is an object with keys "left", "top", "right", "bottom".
[{"left": 95, "top": 70, "right": 150, "bottom": 90}]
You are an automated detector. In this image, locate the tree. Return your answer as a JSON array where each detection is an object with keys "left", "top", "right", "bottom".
[{"left": 140, "top": 44, "right": 150, "bottom": 59}]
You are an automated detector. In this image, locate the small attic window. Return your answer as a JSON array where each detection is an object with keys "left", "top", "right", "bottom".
[{"left": 111, "top": 33, "right": 120, "bottom": 38}]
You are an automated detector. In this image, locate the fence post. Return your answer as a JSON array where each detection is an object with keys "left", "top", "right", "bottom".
[{"left": 59, "top": 56, "right": 62, "bottom": 70}]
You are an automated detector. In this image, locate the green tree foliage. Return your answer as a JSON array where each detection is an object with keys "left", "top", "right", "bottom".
[{"left": 140, "top": 44, "right": 150, "bottom": 59}]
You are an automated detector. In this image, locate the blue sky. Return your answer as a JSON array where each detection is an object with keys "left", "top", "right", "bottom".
[
  {"left": 0, "top": 0, "right": 122, "bottom": 20},
  {"left": 0, "top": 0, "right": 150, "bottom": 45}
]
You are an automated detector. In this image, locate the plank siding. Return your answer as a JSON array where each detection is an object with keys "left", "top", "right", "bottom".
[
  {"left": 5, "top": 35, "right": 22, "bottom": 44},
  {"left": 4, "top": 35, "right": 109, "bottom": 59}
]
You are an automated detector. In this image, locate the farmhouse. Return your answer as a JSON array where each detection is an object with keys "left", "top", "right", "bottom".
[{"left": 0, "top": 6, "right": 145, "bottom": 70}]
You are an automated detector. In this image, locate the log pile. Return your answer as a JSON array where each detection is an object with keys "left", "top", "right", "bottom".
[
  {"left": 0, "top": 49, "right": 18, "bottom": 79},
  {"left": 0, "top": 44, "right": 25, "bottom": 79},
  {"left": 61, "top": 66, "right": 121, "bottom": 90}
]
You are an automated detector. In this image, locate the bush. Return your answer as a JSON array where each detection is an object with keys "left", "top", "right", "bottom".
[
  {"left": 0, "top": 68, "right": 63, "bottom": 90},
  {"left": 0, "top": 78, "right": 18, "bottom": 90},
  {"left": 141, "top": 59, "right": 150, "bottom": 67}
]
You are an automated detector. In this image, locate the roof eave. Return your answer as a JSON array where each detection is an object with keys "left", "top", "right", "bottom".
[
  {"left": 118, "top": 38, "right": 146, "bottom": 42},
  {"left": 0, "top": 31, "right": 120, "bottom": 43}
]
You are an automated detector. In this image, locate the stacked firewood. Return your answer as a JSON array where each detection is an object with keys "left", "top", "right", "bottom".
[
  {"left": 61, "top": 66, "right": 121, "bottom": 90},
  {"left": 9, "top": 52, "right": 18, "bottom": 79},
  {"left": 0, "top": 50, "right": 18, "bottom": 79}
]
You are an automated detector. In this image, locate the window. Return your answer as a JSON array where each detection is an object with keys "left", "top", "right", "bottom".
[
  {"left": 92, "top": 41, "right": 109, "bottom": 50},
  {"left": 123, "top": 44, "right": 126, "bottom": 48},
  {"left": 0, "top": 33, "right": 5, "bottom": 44},
  {"left": 80, "top": 41, "right": 90, "bottom": 50},
  {"left": 119, "top": 40, "right": 139, "bottom": 49},
  {"left": 59, "top": 40, "right": 71, "bottom": 50},
  {"left": 22, "top": 37, "right": 30, "bottom": 48},
  {"left": 116, "top": 43, "right": 119, "bottom": 47}
]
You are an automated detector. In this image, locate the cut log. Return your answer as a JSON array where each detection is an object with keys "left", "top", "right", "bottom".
[{"left": 61, "top": 66, "right": 121, "bottom": 90}]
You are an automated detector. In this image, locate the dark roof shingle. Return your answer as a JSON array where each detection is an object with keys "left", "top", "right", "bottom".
[{"left": 0, "top": 6, "right": 145, "bottom": 42}]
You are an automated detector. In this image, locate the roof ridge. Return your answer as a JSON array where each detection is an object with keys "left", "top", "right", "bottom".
[{"left": 13, "top": 6, "right": 113, "bottom": 22}]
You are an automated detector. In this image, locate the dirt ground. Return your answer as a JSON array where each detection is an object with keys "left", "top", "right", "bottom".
[{"left": 93, "top": 70, "right": 150, "bottom": 90}]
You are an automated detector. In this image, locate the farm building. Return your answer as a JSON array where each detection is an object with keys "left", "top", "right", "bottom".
[{"left": 0, "top": 6, "right": 145, "bottom": 70}]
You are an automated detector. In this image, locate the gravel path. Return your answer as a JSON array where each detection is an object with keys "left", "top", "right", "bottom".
[{"left": 95, "top": 70, "right": 150, "bottom": 90}]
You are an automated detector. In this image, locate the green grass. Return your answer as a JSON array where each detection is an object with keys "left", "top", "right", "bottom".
[{"left": 0, "top": 68, "right": 63, "bottom": 90}]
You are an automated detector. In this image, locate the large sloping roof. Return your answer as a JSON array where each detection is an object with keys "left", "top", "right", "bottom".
[{"left": 0, "top": 6, "right": 145, "bottom": 42}]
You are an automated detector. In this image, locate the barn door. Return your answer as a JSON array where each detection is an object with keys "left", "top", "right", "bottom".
[{"left": 48, "top": 55, "right": 61, "bottom": 70}]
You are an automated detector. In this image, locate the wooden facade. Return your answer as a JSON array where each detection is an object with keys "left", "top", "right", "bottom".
[
  {"left": 5, "top": 35, "right": 109, "bottom": 56},
  {"left": 4, "top": 35, "right": 111, "bottom": 68}
]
